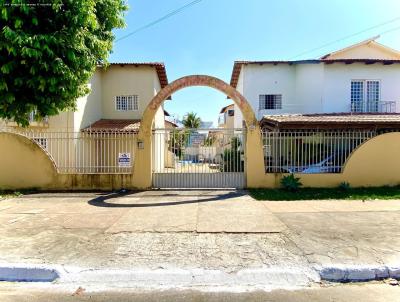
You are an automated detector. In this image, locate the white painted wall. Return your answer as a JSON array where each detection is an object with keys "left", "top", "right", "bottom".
[
  {"left": 74, "top": 69, "right": 103, "bottom": 131},
  {"left": 234, "top": 62, "right": 400, "bottom": 127},
  {"left": 323, "top": 63, "right": 400, "bottom": 113},
  {"left": 294, "top": 63, "right": 324, "bottom": 113},
  {"left": 234, "top": 65, "right": 244, "bottom": 128}
]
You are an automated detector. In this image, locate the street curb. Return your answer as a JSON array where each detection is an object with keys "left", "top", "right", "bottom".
[
  {"left": 0, "top": 263, "right": 320, "bottom": 289},
  {"left": 317, "top": 265, "right": 400, "bottom": 282},
  {"left": 0, "top": 265, "right": 59, "bottom": 282},
  {"left": 58, "top": 266, "right": 320, "bottom": 289}
]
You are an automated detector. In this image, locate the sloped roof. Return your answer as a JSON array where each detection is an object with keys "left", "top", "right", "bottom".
[
  {"left": 321, "top": 36, "right": 400, "bottom": 60},
  {"left": 230, "top": 38, "right": 400, "bottom": 88},
  {"left": 82, "top": 119, "right": 141, "bottom": 133},
  {"left": 82, "top": 118, "right": 177, "bottom": 132},
  {"left": 219, "top": 104, "right": 234, "bottom": 113},
  {"left": 260, "top": 113, "right": 400, "bottom": 130}
]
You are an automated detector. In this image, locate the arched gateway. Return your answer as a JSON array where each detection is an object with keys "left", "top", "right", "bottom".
[{"left": 132, "top": 75, "right": 265, "bottom": 189}]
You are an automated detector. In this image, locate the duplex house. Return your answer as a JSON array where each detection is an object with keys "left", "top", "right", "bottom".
[
  {"left": 2, "top": 62, "right": 168, "bottom": 132},
  {"left": 1, "top": 63, "right": 169, "bottom": 173},
  {"left": 230, "top": 37, "right": 400, "bottom": 129}
]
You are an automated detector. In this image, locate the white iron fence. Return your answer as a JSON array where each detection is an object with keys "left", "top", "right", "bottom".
[
  {"left": 262, "top": 130, "right": 376, "bottom": 174},
  {"left": 0, "top": 127, "right": 136, "bottom": 174},
  {"left": 152, "top": 128, "right": 246, "bottom": 188}
]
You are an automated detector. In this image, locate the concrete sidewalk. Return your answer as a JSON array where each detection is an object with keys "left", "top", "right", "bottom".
[
  {"left": 0, "top": 190, "right": 400, "bottom": 289},
  {"left": 0, "top": 190, "right": 285, "bottom": 233}
]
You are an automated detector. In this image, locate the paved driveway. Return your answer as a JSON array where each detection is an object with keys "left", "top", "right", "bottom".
[{"left": 0, "top": 190, "right": 285, "bottom": 233}]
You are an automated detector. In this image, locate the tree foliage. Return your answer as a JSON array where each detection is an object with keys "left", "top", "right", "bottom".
[
  {"left": 0, "top": 0, "right": 127, "bottom": 126},
  {"left": 220, "top": 137, "right": 244, "bottom": 172},
  {"left": 182, "top": 112, "right": 201, "bottom": 129}
]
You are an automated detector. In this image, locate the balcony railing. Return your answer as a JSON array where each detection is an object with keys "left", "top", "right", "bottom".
[{"left": 351, "top": 101, "right": 397, "bottom": 113}]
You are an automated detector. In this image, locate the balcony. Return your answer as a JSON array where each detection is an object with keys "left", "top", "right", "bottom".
[{"left": 351, "top": 101, "right": 398, "bottom": 113}]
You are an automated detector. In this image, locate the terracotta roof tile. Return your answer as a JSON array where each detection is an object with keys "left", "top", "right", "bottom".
[
  {"left": 82, "top": 119, "right": 141, "bottom": 133},
  {"left": 260, "top": 113, "right": 400, "bottom": 130}
]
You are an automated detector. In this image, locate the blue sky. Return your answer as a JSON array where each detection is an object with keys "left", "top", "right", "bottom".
[{"left": 110, "top": 0, "right": 400, "bottom": 126}]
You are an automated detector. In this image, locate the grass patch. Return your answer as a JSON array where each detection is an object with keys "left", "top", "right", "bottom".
[
  {"left": 0, "top": 191, "right": 22, "bottom": 199},
  {"left": 0, "top": 188, "right": 38, "bottom": 200},
  {"left": 249, "top": 186, "right": 400, "bottom": 201}
]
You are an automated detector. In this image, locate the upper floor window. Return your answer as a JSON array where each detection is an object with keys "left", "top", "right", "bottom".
[
  {"left": 351, "top": 80, "right": 380, "bottom": 112},
  {"left": 115, "top": 95, "right": 138, "bottom": 111},
  {"left": 28, "top": 110, "right": 36, "bottom": 122},
  {"left": 259, "top": 94, "right": 282, "bottom": 110},
  {"left": 227, "top": 109, "right": 234, "bottom": 116},
  {"left": 27, "top": 110, "right": 48, "bottom": 124}
]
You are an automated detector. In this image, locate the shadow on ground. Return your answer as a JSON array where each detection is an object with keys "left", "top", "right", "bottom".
[{"left": 88, "top": 190, "right": 247, "bottom": 208}]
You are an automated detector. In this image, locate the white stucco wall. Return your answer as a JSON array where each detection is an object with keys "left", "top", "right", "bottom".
[
  {"left": 234, "top": 62, "right": 400, "bottom": 127},
  {"left": 237, "top": 64, "right": 297, "bottom": 123},
  {"left": 74, "top": 69, "right": 103, "bottom": 131},
  {"left": 234, "top": 65, "right": 244, "bottom": 128},
  {"left": 294, "top": 63, "right": 324, "bottom": 113},
  {"left": 323, "top": 63, "right": 400, "bottom": 113}
]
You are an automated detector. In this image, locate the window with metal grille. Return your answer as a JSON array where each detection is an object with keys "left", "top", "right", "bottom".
[
  {"left": 351, "top": 81, "right": 364, "bottom": 112},
  {"left": 115, "top": 95, "right": 139, "bottom": 111},
  {"left": 351, "top": 80, "right": 380, "bottom": 112},
  {"left": 259, "top": 94, "right": 282, "bottom": 110},
  {"left": 366, "top": 81, "right": 380, "bottom": 112}
]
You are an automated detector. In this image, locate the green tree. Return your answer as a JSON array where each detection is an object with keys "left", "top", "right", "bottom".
[
  {"left": 220, "top": 137, "right": 244, "bottom": 172},
  {"left": 170, "top": 129, "right": 190, "bottom": 159},
  {"left": 182, "top": 112, "right": 201, "bottom": 129},
  {"left": 0, "top": 0, "right": 127, "bottom": 126}
]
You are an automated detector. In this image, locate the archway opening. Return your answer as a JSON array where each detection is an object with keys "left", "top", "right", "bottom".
[
  {"left": 164, "top": 86, "right": 231, "bottom": 129},
  {"left": 133, "top": 75, "right": 264, "bottom": 189}
]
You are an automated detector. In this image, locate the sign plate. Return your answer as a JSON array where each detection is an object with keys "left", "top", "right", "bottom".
[{"left": 118, "top": 153, "right": 131, "bottom": 167}]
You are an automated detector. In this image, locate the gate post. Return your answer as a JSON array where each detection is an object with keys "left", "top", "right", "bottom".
[
  {"left": 245, "top": 125, "right": 266, "bottom": 188},
  {"left": 132, "top": 129, "right": 152, "bottom": 189}
]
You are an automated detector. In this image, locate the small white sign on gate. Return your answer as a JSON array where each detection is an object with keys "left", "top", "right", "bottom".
[{"left": 118, "top": 153, "right": 131, "bottom": 167}]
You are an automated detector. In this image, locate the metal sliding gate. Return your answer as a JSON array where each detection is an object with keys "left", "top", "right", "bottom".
[{"left": 152, "top": 128, "right": 246, "bottom": 188}]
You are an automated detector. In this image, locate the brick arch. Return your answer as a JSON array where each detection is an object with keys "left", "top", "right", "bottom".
[{"left": 139, "top": 75, "right": 257, "bottom": 133}]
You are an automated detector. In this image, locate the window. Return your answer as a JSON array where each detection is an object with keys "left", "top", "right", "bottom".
[
  {"left": 33, "top": 138, "right": 48, "bottom": 150},
  {"left": 351, "top": 80, "right": 380, "bottom": 112},
  {"left": 115, "top": 95, "right": 138, "bottom": 111},
  {"left": 227, "top": 109, "right": 234, "bottom": 116},
  {"left": 259, "top": 94, "right": 282, "bottom": 110},
  {"left": 28, "top": 110, "right": 36, "bottom": 122},
  {"left": 218, "top": 113, "right": 225, "bottom": 125},
  {"left": 366, "top": 81, "right": 380, "bottom": 112}
]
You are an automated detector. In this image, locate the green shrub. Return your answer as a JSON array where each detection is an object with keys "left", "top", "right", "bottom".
[
  {"left": 280, "top": 174, "right": 302, "bottom": 192},
  {"left": 338, "top": 181, "right": 351, "bottom": 191}
]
